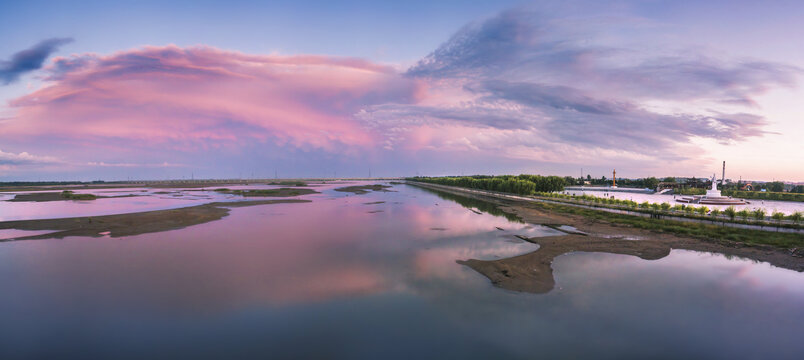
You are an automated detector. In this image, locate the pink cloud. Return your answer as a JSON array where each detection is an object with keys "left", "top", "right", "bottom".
[{"left": 4, "top": 45, "right": 424, "bottom": 153}]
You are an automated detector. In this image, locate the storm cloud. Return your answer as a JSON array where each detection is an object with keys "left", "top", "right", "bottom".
[{"left": 0, "top": 38, "right": 73, "bottom": 84}]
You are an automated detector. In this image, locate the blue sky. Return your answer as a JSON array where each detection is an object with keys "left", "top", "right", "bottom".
[{"left": 1, "top": 0, "right": 802, "bottom": 181}]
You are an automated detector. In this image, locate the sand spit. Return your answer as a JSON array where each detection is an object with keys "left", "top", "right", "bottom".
[
  {"left": 7, "top": 192, "right": 142, "bottom": 202},
  {"left": 334, "top": 184, "right": 393, "bottom": 195},
  {"left": 213, "top": 188, "right": 318, "bottom": 197},
  {"left": 0, "top": 199, "right": 309, "bottom": 241},
  {"left": 459, "top": 234, "right": 672, "bottom": 293}
]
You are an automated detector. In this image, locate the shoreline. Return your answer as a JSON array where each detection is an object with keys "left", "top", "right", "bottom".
[
  {"left": 0, "top": 199, "right": 310, "bottom": 241},
  {"left": 408, "top": 183, "right": 804, "bottom": 293}
]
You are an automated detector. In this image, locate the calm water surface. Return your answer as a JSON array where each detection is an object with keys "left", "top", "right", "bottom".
[{"left": 0, "top": 183, "right": 802, "bottom": 359}]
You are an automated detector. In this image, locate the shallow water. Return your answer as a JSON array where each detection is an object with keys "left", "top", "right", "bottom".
[
  {"left": 0, "top": 184, "right": 314, "bottom": 221},
  {"left": 0, "top": 183, "right": 802, "bottom": 359}
]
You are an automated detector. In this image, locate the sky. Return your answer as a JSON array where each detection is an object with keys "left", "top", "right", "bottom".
[{"left": 1, "top": 0, "right": 802, "bottom": 182}]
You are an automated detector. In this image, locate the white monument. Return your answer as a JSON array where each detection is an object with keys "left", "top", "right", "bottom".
[
  {"left": 677, "top": 171, "right": 745, "bottom": 205},
  {"left": 705, "top": 174, "right": 721, "bottom": 198},
  {"left": 699, "top": 173, "right": 745, "bottom": 205}
]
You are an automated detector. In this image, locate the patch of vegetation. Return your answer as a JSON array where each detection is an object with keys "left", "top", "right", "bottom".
[
  {"left": 334, "top": 184, "right": 393, "bottom": 195},
  {"left": 676, "top": 188, "right": 706, "bottom": 195},
  {"left": 407, "top": 175, "right": 565, "bottom": 194},
  {"left": 60, "top": 190, "right": 97, "bottom": 200},
  {"left": 530, "top": 191, "right": 803, "bottom": 230},
  {"left": 268, "top": 181, "right": 308, "bottom": 187},
  {"left": 529, "top": 200, "right": 804, "bottom": 249},
  {"left": 722, "top": 190, "right": 804, "bottom": 202},
  {"left": 216, "top": 188, "right": 318, "bottom": 197}
]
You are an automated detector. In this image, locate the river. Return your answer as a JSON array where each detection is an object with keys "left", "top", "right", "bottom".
[{"left": 0, "top": 182, "right": 802, "bottom": 359}]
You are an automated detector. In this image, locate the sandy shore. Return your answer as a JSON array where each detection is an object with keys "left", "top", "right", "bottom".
[
  {"left": 0, "top": 199, "right": 309, "bottom": 241},
  {"left": 413, "top": 184, "right": 804, "bottom": 293}
]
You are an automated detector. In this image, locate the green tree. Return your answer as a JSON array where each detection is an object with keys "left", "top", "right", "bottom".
[
  {"left": 736, "top": 209, "right": 750, "bottom": 220},
  {"left": 767, "top": 181, "right": 784, "bottom": 192},
  {"left": 724, "top": 206, "right": 736, "bottom": 220},
  {"left": 644, "top": 177, "right": 659, "bottom": 190},
  {"left": 788, "top": 211, "right": 802, "bottom": 224},
  {"left": 771, "top": 211, "right": 785, "bottom": 226},
  {"left": 753, "top": 208, "right": 766, "bottom": 221},
  {"left": 696, "top": 206, "right": 708, "bottom": 215},
  {"left": 660, "top": 202, "right": 671, "bottom": 211}
]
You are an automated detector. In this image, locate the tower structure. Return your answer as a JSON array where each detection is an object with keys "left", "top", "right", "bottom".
[
  {"left": 721, "top": 161, "right": 726, "bottom": 186},
  {"left": 612, "top": 169, "right": 616, "bottom": 187}
]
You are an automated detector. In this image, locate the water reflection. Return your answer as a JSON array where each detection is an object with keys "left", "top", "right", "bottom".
[
  {"left": 0, "top": 184, "right": 323, "bottom": 221},
  {"left": 0, "top": 183, "right": 802, "bottom": 359}
]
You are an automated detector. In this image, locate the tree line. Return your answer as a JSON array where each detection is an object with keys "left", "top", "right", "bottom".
[
  {"left": 407, "top": 175, "right": 567, "bottom": 195},
  {"left": 722, "top": 190, "right": 804, "bottom": 202}
]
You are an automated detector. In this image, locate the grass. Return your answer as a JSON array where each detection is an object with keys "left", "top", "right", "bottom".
[
  {"left": 530, "top": 200, "right": 804, "bottom": 249},
  {"left": 334, "top": 184, "right": 392, "bottom": 194},
  {"left": 215, "top": 188, "right": 317, "bottom": 197},
  {"left": 533, "top": 192, "right": 803, "bottom": 230},
  {"left": 61, "top": 190, "right": 97, "bottom": 200},
  {"left": 268, "top": 181, "right": 308, "bottom": 186},
  {"left": 411, "top": 182, "right": 803, "bottom": 249}
]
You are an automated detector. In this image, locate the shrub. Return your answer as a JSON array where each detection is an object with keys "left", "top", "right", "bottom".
[
  {"left": 788, "top": 211, "right": 802, "bottom": 224},
  {"left": 752, "top": 208, "right": 766, "bottom": 221},
  {"left": 724, "top": 206, "right": 736, "bottom": 220},
  {"left": 771, "top": 211, "right": 785, "bottom": 224}
]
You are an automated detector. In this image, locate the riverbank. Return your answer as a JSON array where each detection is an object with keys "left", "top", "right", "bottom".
[
  {"left": 408, "top": 182, "right": 803, "bottom": 292},
  {"left": 0, "top": 199, "right": 310, "bottom": 241}
]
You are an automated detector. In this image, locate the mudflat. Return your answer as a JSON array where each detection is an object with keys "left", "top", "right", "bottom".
[
  {"left": 334, "top": 184, "right": 393, "bottom": 195},
  {"left": 6, "top": 192, "right": 138, "bottom": 202},
  {"left": 416, "top": 184, "right": 804, "bottom": 293},
  {"left": 213, "top": 188, "right": 318, "bottom": 197},
  {"left": 0, "top": 199, "right": 310, "bottom": 241}
]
